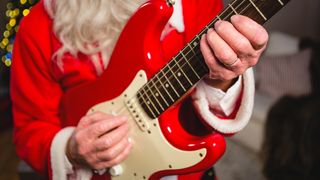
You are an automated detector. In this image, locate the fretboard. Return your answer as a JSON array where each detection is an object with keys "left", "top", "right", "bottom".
[{"left": 137, "top": 0, "right": 290, "bottom": 119}]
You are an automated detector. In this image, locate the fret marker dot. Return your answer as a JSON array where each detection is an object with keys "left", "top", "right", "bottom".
[
  {"left": 193, "top": 42, "right": 198, "bottom": 46},
  {"left": 147, "top": 101, "right": 150, "bottom": 104},
  {"left": 165, "top": 84, "right": 169, "bottom": 88},
  {"left": 155, "top": 93, "right": 159, "bottom": 96},
  {"left": 177, "top": 72, "right": 181, "bottom": 77}
]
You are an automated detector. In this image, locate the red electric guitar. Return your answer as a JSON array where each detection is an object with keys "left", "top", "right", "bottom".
[{"left": 60, "top": 0, "right": 290, "bottom": 179}]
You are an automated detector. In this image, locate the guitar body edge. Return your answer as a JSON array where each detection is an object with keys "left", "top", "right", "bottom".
[{"left": 60, "top": 1, "right": 226, "bottom": 179}]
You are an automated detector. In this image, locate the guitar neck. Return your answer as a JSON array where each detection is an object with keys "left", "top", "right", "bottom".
[{"left": 138, "top": 0, "right": 290, "bottom": 119}]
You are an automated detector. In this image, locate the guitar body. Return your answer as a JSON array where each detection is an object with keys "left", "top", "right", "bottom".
[{"left": 60, "top": 1, "right": 226, "bottom": 179}]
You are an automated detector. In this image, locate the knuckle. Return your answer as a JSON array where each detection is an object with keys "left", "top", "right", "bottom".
[
  {"left": 92, "top": 111, "right": 105, "bottom": 119},
  {"left": 79, "top": 116, "right": 89, "bottom": 124},
  {"left": 78, "top": 146, "right": 87, "bottom": 157},
  {"left": 248, "top": 58, "right": 258, "bottom": 67},
  {"left": 215, "top": 21, "right": 231, "bottom": 33},
  {"left": 97, "top": 123, "right": 108, "bottom": 133},
  {"left": 217, "top": 51, "right": 234, "bottom": 62},
  {"left": 103, "top": 152, "right": 114, "bottom": 161},
  {"left": 74, "top": 133, "right": 83, "bottom": 144},
  {"left": 253, "top": 29, "right": 269, "bottom": 49},
  {"left": 204, "top": 55, "right": 215, "bottom": 67},
  {"left": 235, "top": 39, "right": 251, "bottom": 53},
  {"left": 103, "top": 137, "right": 113, "bottom": 148},
  {"left": 257, "top": 29, "right": 269, "bottom": 44}
]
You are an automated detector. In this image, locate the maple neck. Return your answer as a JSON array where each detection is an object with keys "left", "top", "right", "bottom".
[{"left": 138, "top": 0, "right": 290, "bottom": 119}]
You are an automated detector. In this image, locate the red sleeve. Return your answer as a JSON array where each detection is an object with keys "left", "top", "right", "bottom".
[{"left": 11, "top": 2, "right": 62, "bottom": 175}]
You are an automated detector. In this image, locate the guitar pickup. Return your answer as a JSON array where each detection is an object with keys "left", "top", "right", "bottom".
[{"left": 126, "top": 97, "right": 150, "bottom": 132}]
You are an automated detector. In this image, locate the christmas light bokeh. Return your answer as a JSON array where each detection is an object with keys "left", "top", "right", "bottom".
[{"left": 1, "top": 0, "right": 39, "bottom": 67}]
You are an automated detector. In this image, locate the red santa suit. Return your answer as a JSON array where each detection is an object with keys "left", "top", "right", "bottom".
[{"left": 11, "top": 0, "right": 255, "bottom": 179}]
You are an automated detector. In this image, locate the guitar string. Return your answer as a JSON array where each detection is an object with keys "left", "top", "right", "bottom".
[
  {"left": 113, "top": 0, "right": 253, "bottom": 117},
  {"left": 133, "top": 0, "right": 252, "bottom": 107},
  {"left": 111, "top": 0, "right": 254, "bottom": 115}
]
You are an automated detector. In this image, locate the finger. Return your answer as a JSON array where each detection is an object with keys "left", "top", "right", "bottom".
[
  {"left": 214, "top": 20, "right": 255, "bottom": 57},
  {"left": 94, "top": 123, "right": 129, "bottom": 151},
  {"left": 200, "top": 35, "right": 239, "bottom": 80},
  {"left": 200, "top": 33, "right": 218, "bottom": 69},
  {"left": 78, "top": 112, "right": 116, "bottom": 128},
  {"left": 94, "top": 139, "right": 133, "bottom": 169},
  {"left": 230, "top": 15, "right": 268, "bottom": 50},
  {"left": 86, "top": 115, "right": 128, "bottom": 139},
  {"left": 205, "top": 28, "right": 238, "bottom": 66},
  {"left": 96, "top": 136, "right": 130, "bottom": 162}
]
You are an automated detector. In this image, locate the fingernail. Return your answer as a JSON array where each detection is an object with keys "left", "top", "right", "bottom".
[
  {"left": 215, "top": 20, "right": 222, "bottom": 27},
  {"left": 231, "top": 15, "right": 240, "bottom": 23}
]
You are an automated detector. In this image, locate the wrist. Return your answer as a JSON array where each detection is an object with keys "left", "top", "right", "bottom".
[
  {"left": 204, "top": 76, "right": 238, "bottom": 92},
  {"left": 66, "top": 136, "right": 78, "bottom": 166}
]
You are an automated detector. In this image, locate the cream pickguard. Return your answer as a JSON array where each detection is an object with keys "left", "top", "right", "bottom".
[{"left": 87, "top": 70, "right": 206, "bottom": 179}]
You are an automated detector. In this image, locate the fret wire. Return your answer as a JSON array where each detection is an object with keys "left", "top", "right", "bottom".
[
  {"left": 184, "top": 43, "right": 201, "bottom": 79},
  {"left": 217, "top": 0, "right": 238, "bottom": 19},
  {"left": 173, "top": 56, "right": 193, "bottom": 86},
  {"left": 147, "top": 80, "right": 165, "bottom": 111},
  {"left": 160, "top": 67, "right": 180, "bottom": 97},
  {"left": 248, "top": 0, "right": 267, "bottom": 21},
  {"left": 207, "top": 19, "right": 218, "bottom": 29},
  {"left": 168, "top": 60, "right": 192, "bottom": 92},
  {"left": 188, "top": 39, "right": 209, "bottom": 71},
  {"left": 278, "top": 0, "right": 284, "bottom": 6},
  {"left": 189, "top": 47, "right": 210, "bottom": 73},
  {"left": 137, "top": 0, "right": 247, "bottom": 104},
  {"left": 142, "top": 86, "right": 160, "bottom": 115},
  {"left": 167, "top": 62, "right": 186, "bottom": 92},
  {"left": 179, "top": 47, "right": 208, "bottom": 81},
  {"left": 150, "top": 78, "right": 169, "bottom": 107},
  {"left": 136, "top": 0, "right": 256, "bottom": 114},
  {"left": 216, "top": 14, "right": 222, "bottom": 20},
  {"left": 156, "top": 69, "right": 175, "bottom": 102},
  {"left": 176, "top": 44, "right": 208, "bottom": 84},
  {"left": 228, "top": 3, "right": 239, "bottom": 14},
  {"left": 205, "top": 25, "right": 210, "bottom": 31},
  {"left": 138, "top": 91, "right": 157, "bottom": 118}
]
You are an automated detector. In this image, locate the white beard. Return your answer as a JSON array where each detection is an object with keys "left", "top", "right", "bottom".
[{"left": 44, "top": 0, "right": 184, "bottom": 74}]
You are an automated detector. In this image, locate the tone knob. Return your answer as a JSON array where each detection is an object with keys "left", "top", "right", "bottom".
[{"left": 109, "top": 164, "right": 123, "bottom": 176}]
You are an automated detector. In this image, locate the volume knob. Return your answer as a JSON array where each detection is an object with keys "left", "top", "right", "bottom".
[{"left": 109, "top": 164, "right": 123, "bottom": 176}]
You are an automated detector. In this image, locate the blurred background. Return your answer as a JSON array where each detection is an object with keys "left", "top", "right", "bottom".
[{"left": 1, "top": 0, "right": 319, "bottom": 179}]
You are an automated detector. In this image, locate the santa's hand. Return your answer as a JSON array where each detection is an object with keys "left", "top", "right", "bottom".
[
  {"left": 66, "top": 112, "right": 132, "bottom": 170},
  {"left": 200, "top": 15, "right": 268, "bottom": 90}
]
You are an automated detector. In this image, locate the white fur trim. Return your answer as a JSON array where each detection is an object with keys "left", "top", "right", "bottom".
[
  {"left": 168, "top": 0, "right": 185, "bottom": 32},
  {"left": 192, "top": 68, "right": 255, "bottom": 134},
  {"left": 51, "top": 127, "right": 93, "bottom": 180}
]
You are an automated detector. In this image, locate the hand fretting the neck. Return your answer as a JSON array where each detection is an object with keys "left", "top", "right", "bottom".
[{"left": 138, "top": 0, "right": 291, "bottom": 119}]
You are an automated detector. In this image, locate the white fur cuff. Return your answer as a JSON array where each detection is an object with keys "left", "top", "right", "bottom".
[
  {"left": 51, "top": 127, "right": 93, "bottom": 180},
  {"left": 192, "top": 68, "right": 255, "bottom": 134}
]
